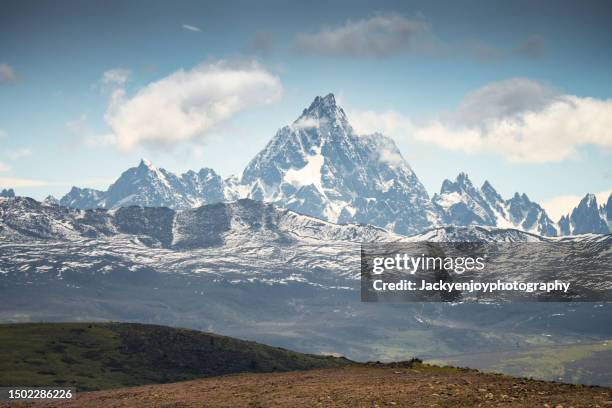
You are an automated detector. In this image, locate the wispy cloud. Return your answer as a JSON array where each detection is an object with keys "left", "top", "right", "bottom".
[
  {"left": 294, "top": 14, "right": 545, "bottom": 61},
  {"left": 101, "top": 68, "right": 131, "bottom": 87},
  {"left": 349, "top": 110, "right": 414, "bottom": 139},
  {"left": 0, "top": 177, "right": 65, "bottom": 188},
  {"left": 0, "top": 63, "right": 17, "bottom": 84},
  {"left": 246, "top": 31, "right": 275, "bottom": 54},
  {"left": 513, "top": 35, "right": 546, "bottom": 59},
  {"left": 0, "top": 161, "right": 10, "bottom": 172},
  {"left": 294, "top": 14, "right": 432, "bottom": 58},
  {"left": 0, "top": 176, "right": 115, "bottom": 189},
  {"left": 292, "top": 116, "right": 324, "bottom": 130},
  {"left": 182, "top": 24, "right": 202, "bottom": 32}
]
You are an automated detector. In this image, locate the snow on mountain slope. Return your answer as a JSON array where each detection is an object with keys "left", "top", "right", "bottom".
[
  {"left": 1, "top": 196, "right": 399, "bottom": 247},
  {"left": 406, "top": 225, "right": 545, "bottom": 242},
  {"left": 1, "top": 195, "right": 605, "bottom": 299}
]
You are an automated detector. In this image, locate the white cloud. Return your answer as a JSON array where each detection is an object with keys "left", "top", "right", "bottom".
[
  {"left": 0, "top": 161, "right": 10, "bottom": 172},
  {"left": 295, "top": 14, "right": 431, "bottom": 57},
  {"left": 348, "top": 110, "right": 414, "bottom": 139},
  {"left": 541, "top": 190, "right": 612, "bottom": 220},
  {"left": 0, "top": 63, "right": 17, "bottom": 84},
  {"left": 377, "top": 147, "right": 404, "bottom": 167},
  {"left": 5, "top": 148, "right": 32, "bottom": 160},
  {"left": 101, "top": 60, "right": 282, "bottom": 151},
  {"left": 182, "top": 24, "right": 202, "bottom": 32},
  {"left": 412, "top": 78, "right": 612, "bottom": 163}
]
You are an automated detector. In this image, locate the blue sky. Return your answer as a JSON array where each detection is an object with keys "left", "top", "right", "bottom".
[{"left": 1, "top": 0, "right": 611, "bottom": 218}]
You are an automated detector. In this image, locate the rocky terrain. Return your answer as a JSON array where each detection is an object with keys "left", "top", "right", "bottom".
[{"left": 11, "top": 365, "right": 611, "bottom": 408}]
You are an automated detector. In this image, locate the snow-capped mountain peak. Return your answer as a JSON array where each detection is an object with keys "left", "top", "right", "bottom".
[
  {"left": 297, "top": 93, "right": 349, "bottom": 128},
  {"left": 240, "top": 93, "right": 437, "bottom": 235}
]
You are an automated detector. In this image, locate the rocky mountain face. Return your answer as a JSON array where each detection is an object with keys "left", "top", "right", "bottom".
[
  {"left": 241, "top": 93, "right": 437, "bottom": 236},
  {"left": 559, "top": 193, "right": 611, "bottom": 235},
  {"left": 60, "top": 159, "right": 237, "bottom": 210},
  {"left": 432, "top": 173, "right": 558, "bottom": 236}
]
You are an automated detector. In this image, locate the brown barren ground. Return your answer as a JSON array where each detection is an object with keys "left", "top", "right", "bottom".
[{"left": 9, "top": 365, "right": 612, "bottom": 408}]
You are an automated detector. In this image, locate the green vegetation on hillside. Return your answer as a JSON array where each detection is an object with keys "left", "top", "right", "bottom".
[{"left": 0, "top": 323, "right": 350, "bottom": 391}]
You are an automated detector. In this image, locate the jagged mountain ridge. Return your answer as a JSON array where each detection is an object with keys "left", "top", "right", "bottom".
[
  {"left": 433, "top": 173, "right": 559, "bottom": 236},
  {"left": 53, "top": 93, "right": 611, "bottom": 236},
  {"left": 559, "top": 193, "right": 611, "bottom": 235},
  {"left": 60, "top": 159, "right": 238, "bottom": 210}
]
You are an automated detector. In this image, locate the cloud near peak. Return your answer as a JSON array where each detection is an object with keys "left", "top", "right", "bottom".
[
  {"left": 101, "top": 61, "right": 282, "bottom": 151},
  {"left": 413, "top": 78, "right": 612, "bottom": 162},
  {"left": 349, "top": 78, "right": 612, "bottom": 163}
]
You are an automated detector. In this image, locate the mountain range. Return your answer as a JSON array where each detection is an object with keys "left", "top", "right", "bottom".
[{"left": 6, "top": 93, "right": 612, "bottom": 237}]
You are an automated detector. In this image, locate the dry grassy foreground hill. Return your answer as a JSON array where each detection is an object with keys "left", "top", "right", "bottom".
[{"left": 12, "top": 365, "right": 612, "bottom": 408}]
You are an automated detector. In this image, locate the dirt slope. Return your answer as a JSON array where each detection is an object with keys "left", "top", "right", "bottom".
[{"left": 12, "top": 364, "right": 611, "bottom": 408}]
